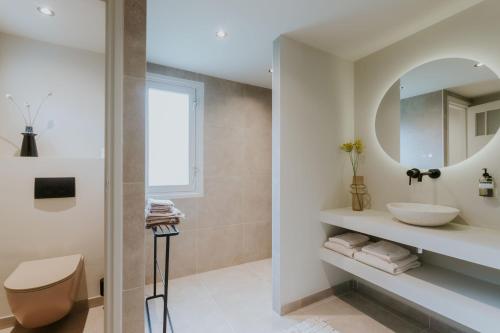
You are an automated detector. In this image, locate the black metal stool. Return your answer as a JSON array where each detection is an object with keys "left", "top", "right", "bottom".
[{"left": 145, "top": 224, "right": 179, "bottom": 333}]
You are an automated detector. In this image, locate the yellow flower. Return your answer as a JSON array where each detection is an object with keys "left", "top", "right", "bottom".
[
  {"left": 340, "top": 142, "right": 353, "bottom": 152},
  {"left": 353, "top": 139, "right": 363, "bottom": 153}
]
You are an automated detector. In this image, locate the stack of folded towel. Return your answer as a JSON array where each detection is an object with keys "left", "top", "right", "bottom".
[
  {"left": 145, "top": 199, "right": 185, "bottom": 228},
  {"left": 354, "top": 240, "right": 420, "bottom": 275},
  {"left": 324, "top": 233, "right": 421, "bottom": 275},
  {"left": 323, "top": 232, "right": 370, "bottom": 258}
]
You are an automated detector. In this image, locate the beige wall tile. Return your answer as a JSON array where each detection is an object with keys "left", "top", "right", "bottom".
[
  {"left": 242, "top": 127, "right": 272, "bottom": 175},
  {"left": 196, "top": 224, "right": 245, "bottom": 272},
  {"left": 241, "top": 173, "right": 272, "bottom": 225},
  {"left": 243, "top": 86, "right": 272, "bottom": 133},
  {"left": 198, "top": 176, "right": 243, "bottom": 228},
  {"left": 123, "top": 183, "right": 145, "bottom": 290},
  {"left": 124, "top": 0, "right": 146, "bottom": 78},
  {"left": 170, "top": 198, "right": 200, "bottom": 231},
  {"left": 204, "top": 79, "right": 245, "bottom": 129},
  {"left": 145, "top": 229, "right": 197, "bottom": 283},
  {"left": 169, "top": 230, "right": 197, "bottom": 279},
  {"left": 242, "top": 223, "right": 272, "bottom": 262},
  {"left": 204, "top": 125, "right": 245, "bottom": 178},
  {"left": 122, "top": 287, "right": 145, "bottom": 333},
  {"left": 123, "top": 76, "right": 145, "bottom": 183},
  {"left": 122, "top": 0, "right": 146, "bottom": 330}
]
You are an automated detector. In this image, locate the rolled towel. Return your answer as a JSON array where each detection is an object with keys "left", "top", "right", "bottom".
[
  {"left": 354, "top": 251, "right": 421, "bottom": 275},
  {"left": 361, "top": 240, "right": 410, "bottom": 262},
  {"left": 329, "top": 232, "right": 369, "bottom": 248},
  {"left": 324, "top": 241, "right": 363, "bottom": 258}
]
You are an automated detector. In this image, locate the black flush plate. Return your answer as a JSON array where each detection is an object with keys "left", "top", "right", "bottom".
[{"left": 34, "top": 177, "right": 76, "bottom": 199}]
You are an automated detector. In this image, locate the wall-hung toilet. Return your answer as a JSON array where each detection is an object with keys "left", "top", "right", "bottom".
[{"left": 3, "top": 254, "right": 84, "bottom": 328}]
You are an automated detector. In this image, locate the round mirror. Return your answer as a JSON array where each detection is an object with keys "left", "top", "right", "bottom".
[{"left": 376, "top": 58, "right": 500, "bottom": 169}]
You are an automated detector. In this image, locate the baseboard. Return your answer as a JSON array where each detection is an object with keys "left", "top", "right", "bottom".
[
  {"left": 76, "top": 295, "right": 104, "bottom": 310},
  {"left": 279, "top": 280, "right": 352, "bottom": 315},
  {"left": 0, "top": 316, "right": 16, "bottom": 330},
  {"left": 89, "top": 295, "right": 104, "bottom": 307},
  {"left": 0, "top": 295, "right": 104, "bottom": 329}
]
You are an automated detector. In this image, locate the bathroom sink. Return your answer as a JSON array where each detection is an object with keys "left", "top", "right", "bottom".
[{"left": 387, "top": 202, "right": 459, "bottom": 227}]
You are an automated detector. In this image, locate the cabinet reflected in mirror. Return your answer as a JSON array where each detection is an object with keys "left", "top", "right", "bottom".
[{"left": 376, "top": 58, "right": 500, "bottom": 168}]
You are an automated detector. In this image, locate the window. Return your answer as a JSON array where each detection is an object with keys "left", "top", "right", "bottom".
[
  {"left": 146, "top": 74, "right": 204, "bottom": 198},
  {"left": 475, "top": 109, "right": 500, "bottom": 136}
]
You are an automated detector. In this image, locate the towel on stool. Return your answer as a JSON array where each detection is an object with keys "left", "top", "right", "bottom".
[
  {"left": 145, "top": 207, "right": 185, "bottom": 228},
  {"left": 148, "top": 199, "right": 174, "bottom": 207},
  {"left": 324, "top": 241, "right": 364, "bottom": 258},
  {"left": 147, "top": 199, "right": 175, "bottom": 214},
  {"left": 354, "top": 251, "right": 421, "bottom": 275},
  {"left": 361, "top": 240, "right": 410, "bottom": 262},
  {"left": 329, "top": 232, "right": 369, "bottom": 248}
]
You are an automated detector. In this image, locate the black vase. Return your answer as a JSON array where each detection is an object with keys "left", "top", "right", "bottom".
[{"left": 20, "top": 126, "right": 38, "bottom": 157}]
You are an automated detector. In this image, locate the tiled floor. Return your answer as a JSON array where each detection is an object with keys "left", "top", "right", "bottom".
[
  {"left": 0, "top": 306, "right": 103, "bottom": 333},
  {"left": 145, "top": 259, "right": 433, "bottom": 333},
  {"left": 1, "top": 259, "right": 433, "bottom": 333}
]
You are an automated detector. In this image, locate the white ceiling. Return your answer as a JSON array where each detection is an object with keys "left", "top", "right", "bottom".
[
  {"left": 400, "top": 58, "right": 499, "bottom": 99},
  {"left": 449, "top": 80, "right": 500, "bottom": 99},
  {"left": 147, "top": 0, "right": 483, "bottom": 88},
  {"left": 0, "top": 0, "right": 105, "bottom": 54}
]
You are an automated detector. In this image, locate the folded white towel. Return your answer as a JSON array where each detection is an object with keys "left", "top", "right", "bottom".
[
  {"left": 324, "top": 241, "right": 363, "bottom": 258},
  {"left": 329, "top": 232, "right": 369, "bottom": 248},
  {"left": 145, "top": 207, "right": 184, "bottom": 219},
  {"left": 354, "top": 251, "right": 421, "bottom": 275},
  {"left": 361, "top": 240, "right": 410, "bottom": 262},
  {"left": 147, "top": 199, "right": 174, "bottom": 208}
]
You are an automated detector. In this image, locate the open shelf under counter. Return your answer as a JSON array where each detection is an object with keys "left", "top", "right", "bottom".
[
  {"left": 319, "top": 248, "right": 500, "bottom": 333},
  {"left": 320, "top": 208, "right": 500, "bottom": 270}
]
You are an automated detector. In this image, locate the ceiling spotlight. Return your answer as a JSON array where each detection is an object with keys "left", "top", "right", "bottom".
[
  {"left": 216, "top": 30, "right": 228, "bottom": 39},
  {"left": 400, "top": 86, "right": 405, "bottom": 89},
  {"left": 268, "top": 68, "right": 273, "bottom": 73},
  {"left": 474, "top": 63, "right": 484, "bottom": 68},
  {"left": 37, "top": 6, "right": 55, "bottom": 16}
]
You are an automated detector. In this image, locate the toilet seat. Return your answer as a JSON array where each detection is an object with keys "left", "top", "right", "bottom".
[{"left": 4, "top": 254, "right": 83, "bottom": 293}]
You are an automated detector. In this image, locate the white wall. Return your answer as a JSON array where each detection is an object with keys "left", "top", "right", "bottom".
[
  {"left": 272, "top": 36, "right": 353, "bottom": 312},
  {"left": 0, "top": 158, "right": 104, "bottom": 318},
  {"left": 0, "top": 33, "right": 105, "bottom": 158},
  {"left": 354, "top": 0, "right": 500, "bottom": 230}
]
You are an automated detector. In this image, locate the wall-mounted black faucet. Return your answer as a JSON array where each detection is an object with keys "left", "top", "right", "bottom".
[{"left": 406, "top": 168, "right": 441, "bottom": 185}]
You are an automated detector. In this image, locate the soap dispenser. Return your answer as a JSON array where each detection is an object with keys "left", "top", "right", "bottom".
[{"left": 479, "top": 168, "right": 495, "bottom": 197}]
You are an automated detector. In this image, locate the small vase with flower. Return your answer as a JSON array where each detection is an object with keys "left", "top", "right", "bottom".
[{"left": 340, "top": 139, "right": 366, "bottom": 211}]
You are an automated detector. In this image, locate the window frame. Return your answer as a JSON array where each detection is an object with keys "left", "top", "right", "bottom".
[{"left": 145, "top": 73, "right": 204, "bottom": 199}]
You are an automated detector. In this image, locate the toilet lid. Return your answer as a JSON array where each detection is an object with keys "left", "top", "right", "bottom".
[{"left": 4, "top": 254, "right": 83, "bottom": 292}]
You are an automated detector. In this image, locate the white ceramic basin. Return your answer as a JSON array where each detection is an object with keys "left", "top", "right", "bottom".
[{"left": 387, "top": 202, "right": 459, "bottom": 227}]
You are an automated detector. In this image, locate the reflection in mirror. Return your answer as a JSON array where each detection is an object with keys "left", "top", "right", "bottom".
[{"left": 376, "top": 58, "right": 500, "bottom": 169}]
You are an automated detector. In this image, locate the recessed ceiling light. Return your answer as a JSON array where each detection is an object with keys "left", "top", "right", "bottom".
[
  {"left": 268, "top": 68, "right": 273, "bottom": 73},
  {"left": 474, "top": 63, "right": 484, "bottom": 68},
  {"left": 400, "top": 86, "right": 405, "bottom": 89},
  {"left": 37, "top": 6, "right": 55, "bottom": 16},
  {"left": 216, "top": 30, "right": 228, "bottom": 39}
]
